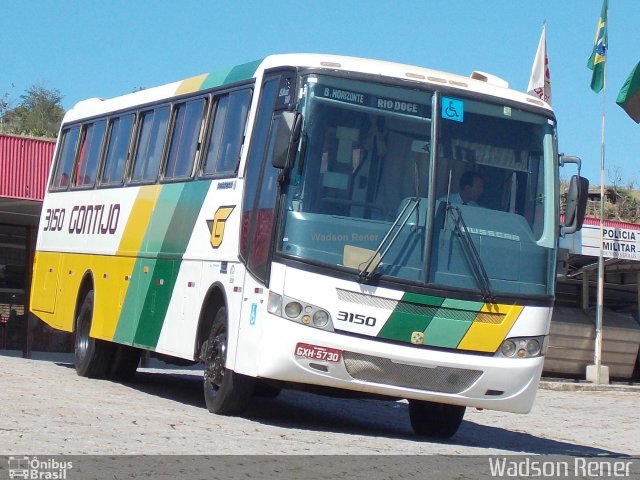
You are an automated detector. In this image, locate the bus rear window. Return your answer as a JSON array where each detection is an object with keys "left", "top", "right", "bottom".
[{"left": 51, "top": 126, "right": 80, "bottom": 190}]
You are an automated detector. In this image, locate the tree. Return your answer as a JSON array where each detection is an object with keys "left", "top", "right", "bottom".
[
  {"left": 607, "top": 166, "right": 639, "bottom": 223},
  {"left": 0, "top": 84, "right": 65, "bottom": 138},
  {"left": 0, "top": 92, "right": 12, "bottom": 131}
]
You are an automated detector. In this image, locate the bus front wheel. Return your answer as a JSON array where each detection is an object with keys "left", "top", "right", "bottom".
[
  {"left": 74, "top": 290, "right": 113, "bottom": 378},
  {"left": 203, "top": 307, "right": 255, "bottom": 415},
  {"left": 408, "top": 400, "right": 465, "bottom": 439}
]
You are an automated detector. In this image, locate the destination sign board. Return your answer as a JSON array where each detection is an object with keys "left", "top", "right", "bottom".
[{"left": 315, "top": 84, "right": 430, "bottom": 118}]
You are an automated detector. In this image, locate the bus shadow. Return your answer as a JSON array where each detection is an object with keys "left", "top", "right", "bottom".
[
  {"left": 454, "top": 422, "right": 628, "bottom": 457},
  {"left": 245, "top": 393, "right": 626, "bottom": 457},
  {"left": 118, "top": 369, "right": 626, "bottom": 457},
  {"left": 123, "top": 369, "right": 206, "bottom": 409},
  {"left": 53, "top": 361, "right": 207, "bottom": 408}
]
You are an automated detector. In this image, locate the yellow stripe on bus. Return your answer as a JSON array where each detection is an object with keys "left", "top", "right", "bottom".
[
  {"left": 457, "top": 303, "right": 523, "bottom": 352},
  {"left": 174, "top": 73, "right": 209, "bottom": 96},
  {"left": 117, "top": 185, "right": 162, "bottom": 256},
  {"left": 94, "top": 185, "right": 162, "bottom": 340}
]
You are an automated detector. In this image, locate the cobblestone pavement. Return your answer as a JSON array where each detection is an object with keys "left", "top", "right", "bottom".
[{"left": 0, "top": 353, "right": 638, "bottom": 456}]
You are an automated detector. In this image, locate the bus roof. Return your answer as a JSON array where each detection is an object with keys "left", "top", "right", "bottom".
[{"left": 63, "top": 53, "right": 551, "bottom": 123}]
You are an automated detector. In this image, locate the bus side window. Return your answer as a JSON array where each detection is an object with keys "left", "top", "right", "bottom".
[
  {"left": 131, "top": 107, "right": 170, "bottom": 183},
  {"left": 51, "top": 126, "right": 80, "bottom": 191},
  {"left": 74, "top": 121, "right": 106, "bottom": 188},
  {"left": 100, "top": 114, "right": 134, "bottom": 186},
  {"left": 164, "top": 98, "right": 206, "bottom": 180},
  {"left": 203, "top": 95, "right": 229, "bottom": 175},
  {"left": 202, "top": 89, "right": 252, "bottom": 177}
]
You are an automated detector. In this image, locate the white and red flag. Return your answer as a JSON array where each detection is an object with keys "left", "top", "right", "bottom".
[{"left": 527, "top": 23, "right": 552, "bottom": 104}]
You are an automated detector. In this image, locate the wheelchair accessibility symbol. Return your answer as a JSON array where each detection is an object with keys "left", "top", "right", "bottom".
[{"left": 442, "top": 97, "right": 464, "bottom": 122}]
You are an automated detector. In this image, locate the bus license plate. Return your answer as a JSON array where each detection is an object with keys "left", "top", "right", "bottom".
[{"left": 294, "top": 343, "right": 342, "bottom": 363}]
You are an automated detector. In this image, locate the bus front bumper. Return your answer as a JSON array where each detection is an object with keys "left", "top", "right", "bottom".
[{"left": 253, "top": 314, "right": 544, "bottom": 414}]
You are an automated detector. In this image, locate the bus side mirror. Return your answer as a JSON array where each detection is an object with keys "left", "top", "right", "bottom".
[
  {"left": 272, "top": 111, "right": 302, "bottom": 169},
  {"left": 563, "top": 175, "right": 589, "bottom": 235}
]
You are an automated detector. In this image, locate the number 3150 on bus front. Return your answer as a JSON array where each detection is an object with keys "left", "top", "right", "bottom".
[{"left": 337, "top": 311, "right": 377, "bottom": 327}]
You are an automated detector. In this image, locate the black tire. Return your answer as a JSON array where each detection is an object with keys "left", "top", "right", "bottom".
[
  {"left": 408, "top": 400, "right": 465, "bottom": 439},
  {"left": 203, "top": 307, "right": 255, "bottom": 415},
  {"left": 74, "top": 290, "right": 113, "bottom": 378},
  {"left": 108, "top": 345, "right": 141, "bottom": 381}
]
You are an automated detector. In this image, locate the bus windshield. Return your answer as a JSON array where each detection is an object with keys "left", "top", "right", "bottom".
[{"left": 277, "top": 74, "right": 557, "bottom": 298}]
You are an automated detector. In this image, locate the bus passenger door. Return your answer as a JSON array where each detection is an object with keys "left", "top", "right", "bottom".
[{"left": 234, "top": 71, "right": 295, "bottom": 375}]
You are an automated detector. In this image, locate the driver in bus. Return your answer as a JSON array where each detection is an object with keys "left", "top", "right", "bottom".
[{"left": 445, "top": 171, "right": 484, "bottom": 206}]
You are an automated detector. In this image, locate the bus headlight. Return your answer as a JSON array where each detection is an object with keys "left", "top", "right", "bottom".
[
  {"left": 496, "top": 336, "right": 546, "bottom": 358},
  {"left": 268, "top": 293, "right": 334, "bottom": 332},
  {"left": 526, "top": 338, "right": 542, "bottom": 357},
  {"left": 312, "top": 310, "right": 330, "bottom": 328},
  {"left": 500, "top": 340, "right": 517, "bottom": 357},
  {"left": 284, "top": 301, "right": 303, "bottom": 318}
]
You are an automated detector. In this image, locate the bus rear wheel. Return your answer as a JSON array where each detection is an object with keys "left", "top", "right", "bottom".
[
  {"left": 203, "top": 307, "right": 255, "bottom": 415},
  {"left": 74, "top": 290, "right": 113, "bottom": 378},
  {"left": 108, "top": 345, "right": 141, "bottom": 381},
  {"left": 408, "top": 400, "right": 465, "bottom": 439}
]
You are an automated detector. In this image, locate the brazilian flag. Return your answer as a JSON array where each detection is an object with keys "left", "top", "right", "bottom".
[
  {"left": 587, "top": 0, "right": 607, "bottom": 93},
  {"left": 616, "top": 62, "right": 640, "bottom": 123}
]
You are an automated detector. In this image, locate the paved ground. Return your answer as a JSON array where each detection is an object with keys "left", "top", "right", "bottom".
[{"left": 0, "top": 352, "right": 638, "bottom": 456}]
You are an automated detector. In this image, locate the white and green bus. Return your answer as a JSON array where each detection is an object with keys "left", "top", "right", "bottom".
[{"left": 31, "top": 54, "right": 587, "bottom": 438}]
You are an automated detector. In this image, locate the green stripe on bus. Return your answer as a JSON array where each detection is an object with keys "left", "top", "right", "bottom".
[
  {"left": 200, "top": 59, "right": 263, "bottom": 90},
  {"left": 423, "top": 317, "right": 473, "bottom": 348},
  {"left": 144, "top": 183, "right": 186, "bottom": 255},
  {"left": 113, "top": 181, "right": 211, "bottom": 347},
  {"left": 160, "top": 180, "right": 211, "bottom": 254},
  {"left": 113, "top": 184, "right": 184, "bottom": 344},
  {"left": 377, "top": 293, "right": 444, "bottom": 342},
  {"left": 422, "top": 299, "right": 483, "bottom": 348},
  {"left": 133, "top": 259, "right": 176, "bottom": 347},
  {"left": 133, "top": 181, "right": 211, "bottom": 347},
  {"left": 112, "top": 260, "right": 155, "bottom": 344},
  {"left": 402, "top": 292, "right": 446, "bottom": 307}
]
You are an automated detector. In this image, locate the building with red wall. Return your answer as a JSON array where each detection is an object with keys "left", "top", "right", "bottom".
[{"left": 0, "top": 133, "right": 56, "bottom": 354}]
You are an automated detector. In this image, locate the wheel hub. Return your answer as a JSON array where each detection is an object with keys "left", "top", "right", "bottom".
[{"left": 205, "top": 331, "right": 227, "bottom": 388}]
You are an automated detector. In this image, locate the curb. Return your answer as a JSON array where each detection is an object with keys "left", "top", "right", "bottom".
[{"left": 539, "top": 379, "right": 640, "bottom": 393}]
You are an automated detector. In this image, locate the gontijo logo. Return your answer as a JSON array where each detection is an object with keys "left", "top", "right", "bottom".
[{"left": 208, "top": 205, "right": 235, "bottom": 248}]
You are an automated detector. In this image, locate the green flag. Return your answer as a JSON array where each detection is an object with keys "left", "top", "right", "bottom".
[
  {"left": 616, "top": 62, "right": 640, "bottom": 123},
  {"left": 587, "top": 0, "right": 608, "bottom": 93}
]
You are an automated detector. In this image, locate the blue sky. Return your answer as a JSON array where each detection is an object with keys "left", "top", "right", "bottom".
[{"left": 2, "top": 0, "right": 639, "bottom": 186}]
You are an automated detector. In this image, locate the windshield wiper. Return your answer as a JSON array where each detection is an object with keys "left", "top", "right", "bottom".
[
  {"left": 446, "top": 205, "right": 496, "bottom": 303},
  {"left": 358, "top": 197, "right": 420, "bottom": 281}
]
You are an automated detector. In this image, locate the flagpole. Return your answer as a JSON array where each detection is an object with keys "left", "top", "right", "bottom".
[{"left": 595, "top": 20, "right": 608, "bottom": 386}]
